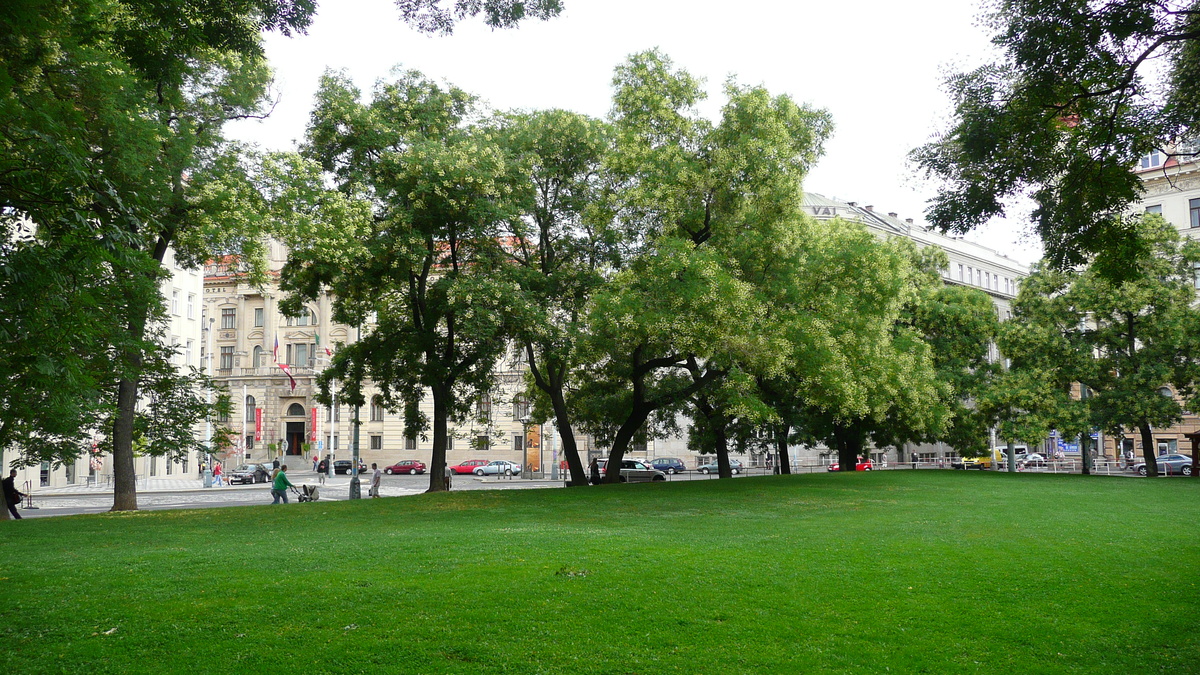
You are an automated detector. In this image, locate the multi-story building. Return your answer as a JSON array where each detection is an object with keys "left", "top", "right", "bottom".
[{"left": 202, "top": 241, "right": 538, "bottom": 475}]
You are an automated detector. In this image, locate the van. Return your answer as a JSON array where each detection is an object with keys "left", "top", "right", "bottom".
[{"left": 951, "top": 449, "right": 1004, "bottom": 470}]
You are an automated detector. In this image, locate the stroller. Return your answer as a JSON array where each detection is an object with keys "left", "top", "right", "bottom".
[{"left": 291, "top": 484, "right": 320, "bottom": 502}]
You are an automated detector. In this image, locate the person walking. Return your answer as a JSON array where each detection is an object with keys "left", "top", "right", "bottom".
[
  {"left": 312, "top": 454, "right": 319, "bottom": 472},
  {"left": 370, "top": 463, "right": 382, "bottom": 498},
  {"left": 589, "top": 458, "right": 601, "bottom": 486},
  {"left": 2, "top": 469, "right": 25, "bottom": 519},
  {"left": 316, "top": 458, "right": 328, "bottom": 486},
  {"left": 444, "top": 463, "right": 452, "bottom": 491},
  {"left": 212, "top": 462, "right": 224, "bottom": 487},
  {"left": 271, "top": 464, "right": 294, "bottom": 504}
]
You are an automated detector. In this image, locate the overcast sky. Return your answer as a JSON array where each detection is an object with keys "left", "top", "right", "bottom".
[{"left": 229, "top": 0, "right": 1043, "bottom": 265}]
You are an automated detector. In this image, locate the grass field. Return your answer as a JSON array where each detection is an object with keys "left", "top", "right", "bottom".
[{"left": 0, "top": 471, "right": 1196, "bottom": 674}]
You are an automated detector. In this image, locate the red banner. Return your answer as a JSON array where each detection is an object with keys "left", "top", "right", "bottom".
[
  {"left": 310, "top": 406, "right": 318, "bottom": 441},
  {"left": 255, "top": 408, "right": 262, "bottom": 441}
]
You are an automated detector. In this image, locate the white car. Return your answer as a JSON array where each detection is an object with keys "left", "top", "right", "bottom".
[{"left": 474, "top": 460, "right": 522, "bottom": 476}]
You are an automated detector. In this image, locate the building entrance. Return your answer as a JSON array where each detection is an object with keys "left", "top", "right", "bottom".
[{"left": 286, "top": 422, "right": 305, "bottom": 457}]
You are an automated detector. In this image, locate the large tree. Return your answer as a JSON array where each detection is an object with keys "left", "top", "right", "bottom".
[
  {"left": 279, "top": 69, "right": 517, "bottom": 493},
  {"left": 998, "top": 215, "right": 1200, "bottom": 476},
  {"left": 494, "top": 109, "right": 614, "bottom": 487},
  {"left": 913, "top": 0, "right": 1200, "bottom": 269}
]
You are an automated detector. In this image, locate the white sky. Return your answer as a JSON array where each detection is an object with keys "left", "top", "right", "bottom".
[{"left": 229, "top": 0, "right": 1044, "bottom": 265}]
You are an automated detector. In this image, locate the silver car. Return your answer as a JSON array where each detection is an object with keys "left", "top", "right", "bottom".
[
  {"left": 605, "top": 459, "right": 667, "bottom": 483},
  {"left": 475, "top": 460, "right": 522, "bottom": 476}
]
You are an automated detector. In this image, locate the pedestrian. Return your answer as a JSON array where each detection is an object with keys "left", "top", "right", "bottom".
[
  {"left": 444, "top": 463, "right": 452, "bottom": 491},
  {"left": 911, "top": 455, "right": 917, "bottom": 470},
  {"left": 589, "top": 458, "right": 601, "bottom": 485},
  {"left": 316, "top": 458, "right": 328, "bottom": 485},
  {"left": 271, "top": 464, "right": 294, "bottom": 504},
  {"left": 370, "top": 463, "right": 382, "bottom": 498},
  {"left": 2, "top": 469, "right": 25, "bottom": 520},
  {"left": 312, "top": 454, "right": 319, "bottom": 471},
  {"left": 212, "top": 462, "right": 224, "bottom": 486}
]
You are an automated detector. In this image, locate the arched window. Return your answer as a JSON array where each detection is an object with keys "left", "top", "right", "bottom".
[
  {"left": 287, "top": 403, "right": 306, "bottom": 416},
  {"left": 252, "top": 346, "right": 263, "bottom": 367},
  {"left": 245, "top": 395, "right": 256, "bottom": 422},
  {"left": 370, "top": 396, "right": 385, "bottom": 422}
]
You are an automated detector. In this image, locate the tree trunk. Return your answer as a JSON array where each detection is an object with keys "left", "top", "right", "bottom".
[
  {"left": 549, "top": 388, "right": 586, "bottom": 486},
  {"left": 712, "top": 412, "right": 731, "bottom": 479},
  {"left": 427, "top": 385, "right": 450, "bottom": 492},
  {"left": 111, "top": 296, "right": 152, "bottom": 512},
  {"left": 1079, "top": 433, "right": 1091, "bottom": 475},
  {"left": 1007, "top": 439, "right": 1016, "bottom": 472},
  {"left": 775, "top": 424, "right": 791, "bottom": 474},
  {"left": 1138, "top": 422, "right": 1158, "bottom": 477},
  {"left": 603, "top": 404, "right": 651, "bottom": 484},
  {"left": 834, "top": 423, "right": 862, "bottom": 471}
]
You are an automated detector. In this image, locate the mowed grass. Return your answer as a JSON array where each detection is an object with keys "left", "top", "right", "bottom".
[{"left": 0, "top": 472, "right": 1197, "bottom": 674}]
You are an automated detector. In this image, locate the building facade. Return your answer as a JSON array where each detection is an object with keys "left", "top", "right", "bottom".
[{"left": 202, "top": 241, "right": 539, "bottom": 475}]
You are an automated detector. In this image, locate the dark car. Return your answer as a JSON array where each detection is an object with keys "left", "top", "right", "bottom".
[
  {"left": 650, "top": 457, "right": 687, "bottom": 474},
  {"left": 333, "top": 459, "right": 367, "bottom": 475},
  {"left": 1133, "top": 454, "right": 1194, "bottom": 476},
  {"left": 384, "top": 460, "right": 427, "bottom": 475},
  {"left": 228, "top": 464, "right": 270, "bottom": 484}
]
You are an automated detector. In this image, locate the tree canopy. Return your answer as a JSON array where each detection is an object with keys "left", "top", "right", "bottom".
[{"left": 913, "top": 0, "right": 1200, "bottom": 269}]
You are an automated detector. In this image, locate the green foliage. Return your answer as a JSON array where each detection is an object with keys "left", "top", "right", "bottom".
[
  {"left": 994, "top": 215, "right": 1200, "bottom": 473},
  {"left": 913, "top": 0, "right": 1200, "bottom": 269},
  {"left": 280, "top": 69, "right": 519, "bottom": 491},
  {"left": 395, "top": 0, "right": 563, "bottom": 34}
]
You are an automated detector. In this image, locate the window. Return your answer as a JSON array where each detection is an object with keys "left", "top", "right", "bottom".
[
  {"left": 246, "top": 435, "right": 254, "bottom": 450},
  {"left": 446, "top": 436, "right": 454, "bottom": 451},
  {"left": 476, "top": 394, "right": 492, "bottom": 422},
  {"left": 252, "top": 345, "right": 263, "bottom": 367},
  {"left": 245, "top": 395, "right": 256, "bottom": 423},
  {"left": 370, "top": 435, "right": 383, "bottom": 450},
  {"left": 1145, "top": 204, "right": 1162, "bottom": 215},
  {"left": 976, "top": 268, "right": 982, "bottom": 286},
  {"left": 219, "top": 346, "right": 234, "bottom": 370},
  {"left": 172, "top": 290, "right": 180, "bottom": 315},
  {"left": 326, "top": 406, "right": 340, "bottom": 422},
  {"left": 296, "top": 310, "right": 308, "bottom": 326},
  {"left": 405, "top": 436, "right": 417, "bottom": 450},
  {"left": 165, "top": 458, "right": 171, "bottom": 476},
  {"left": 218, "top": 406, "right": 230, "bottom": 423},
  {"left": 984, "top": 272, "right": 991, "bottom": 289},
  {"left": 957, "top": 264, "right": 964, "bottom": 281},
  {"left": 1191, "top": 198, "right": 1200, "bottom": 228},
  {"left": 221, "top": 307, "right": 236, "bottom": 329},
  {"left": 290, "top": 343, "right": 310, "bottom": 367},
  {"left": 1140, "top": 149, "right": 1163, "bottom": 169},
  {"left": 513, "top": 396, "right": 530, "bottom": 421},
  {"left": 966, "top": 266, "right": 973, "bottom": 284},
  {"left": 332, "top": 436, "right": 339, "bottom": 450},
  {"left": 370, "top": 398, "right": 384, "bottom": 421},
  {"left": 254, "top": 307, "right": 264, "bottom": 327},
  {"left": 476, "top": 435, "right": 490, "bottom": 452},
  {"left": 287, "top": 403, "right": 306, "bottom": 416},
  {"left": 513, "top": 434, "right": 524, "bottom": 452},
  {"left": 150, "top": 456, "right": 157, "bottom": 477},
  {"left": 187, "top": 293, "right": 195, "bottom": 319},
  {"left": 185, "top": 340, "right": 193, "bottom": 366}
]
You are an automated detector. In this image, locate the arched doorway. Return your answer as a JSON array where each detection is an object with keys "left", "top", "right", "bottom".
[{"left": 284, "top": 402, "right": 307, "bottom": 458}]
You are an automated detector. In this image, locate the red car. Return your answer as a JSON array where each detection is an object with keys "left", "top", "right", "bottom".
[
  {"left": 384, "top": 460, "right": 426, "bottom": 475},
  {"left": 452, "top": 459, "right": 489, "bottom": 475},
  {"left": 828, "top": 460, "right": 874, "bottom": 472}
]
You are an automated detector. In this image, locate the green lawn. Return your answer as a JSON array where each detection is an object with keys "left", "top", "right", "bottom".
[{"left": 1, "top": 472, "right": 1196, "bottom": 674}]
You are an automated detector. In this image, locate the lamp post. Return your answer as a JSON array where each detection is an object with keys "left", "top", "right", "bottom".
[
  {"left": 348, "top": 323, "right": 362, "bottom": 499},
  {"left": 203, "top": 316, "right": 215, "bottom": 487},
  {"left": 520, "top": 414, "right": 531, "bottom": 479}
]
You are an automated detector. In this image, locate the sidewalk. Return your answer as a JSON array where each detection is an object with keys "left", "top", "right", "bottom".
[{"left": 33, "top": 469, "right": 346, "bottom": 496}]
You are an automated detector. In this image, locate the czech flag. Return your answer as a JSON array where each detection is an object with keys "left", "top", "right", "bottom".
[{"left": 273, "top": 335, "right": 279, "bottom": 363}]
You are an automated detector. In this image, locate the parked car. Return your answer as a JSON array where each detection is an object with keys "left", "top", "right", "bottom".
[
  {"left": 596, "top": 459, "right": 668, "bottom": 482},
  {"left": 228, "top": 464, "right": 270, "bottom": 484},
  {"left": 451, "top": 459, "right": 489, "bottom": 475},
  {"left": 1015, "top": 453, "right": 1046, "bottom": 468},
  {"left": 333, "top": 459, "right": 367, "bottom": 474},
  {"left": 827, "top": 460, "right": 874, "bottom": 472},
  {"left": 951, "top": 450, "right": 1003, "bottom": 470},
  {"left": 384, "top": 460, "right": 427, "bottom": 475},
  {"left": 650, "top": 457, "right": 687, "bottom": 474},
  {"left": 1133, "top": 454, "right": 1194, "bottom": 476},
  {"left": 475, "top": 460, "right": 522, "bottom": 476},
  {"left": 697, "top": 459, "right": 743, "bottom": 475}
]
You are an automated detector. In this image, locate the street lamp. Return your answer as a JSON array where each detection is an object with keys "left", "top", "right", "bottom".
[
  {"left": 520, "top": 414, "right": 531, "bottom": 479},
  {"left": 348, "top": 323, "right": 362, "bottom": 499}
]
